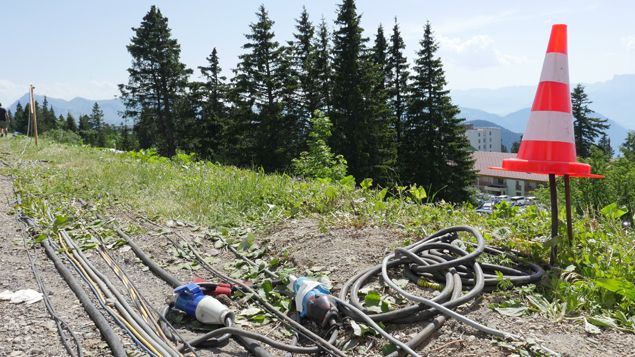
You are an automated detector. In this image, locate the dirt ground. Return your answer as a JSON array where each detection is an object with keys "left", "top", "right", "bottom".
[{"left": 1, "top": 174, "right": 635, "bottom": 357}]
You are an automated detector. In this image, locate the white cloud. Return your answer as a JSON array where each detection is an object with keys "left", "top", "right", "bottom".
[
  {"left": 438, "top": 35, "right": 525, "bottom": 70},
  {"left": 622, "top": 35, "right": 635, "bottom": 51}
]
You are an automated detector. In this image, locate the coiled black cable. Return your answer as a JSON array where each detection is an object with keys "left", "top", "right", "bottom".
[{"left": 339, "top": 226, "right": 544, "bottom": 357}]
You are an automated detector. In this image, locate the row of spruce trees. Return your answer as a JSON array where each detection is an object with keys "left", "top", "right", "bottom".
[{"left": 119, "top": 0, "right": 475, "bottom": 202}]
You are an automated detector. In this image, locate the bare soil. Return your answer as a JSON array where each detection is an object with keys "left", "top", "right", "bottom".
[{"left": 1, "top": 175, "right": 634, "bottom": 357}]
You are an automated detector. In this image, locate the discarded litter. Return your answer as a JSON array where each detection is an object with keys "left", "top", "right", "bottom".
[{"left": 0, "top": 289, "right": 44, "bottom": 304}]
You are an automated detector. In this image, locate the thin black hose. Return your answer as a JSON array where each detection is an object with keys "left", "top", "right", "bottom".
[
  {"left": 114, "top": 228, "right": 274, "bottom": 357},
  {"left": 41, "top": 239, "right": 127, "bottom": 357},
  {"left": 339, "top": 226, "right": 544, "bottom": 356},
  {"left": 18, "top": 216, "right": 83, "bottom": 357},
  {"left": 115, "top": 228, "right": 181, "bottom": 288}
]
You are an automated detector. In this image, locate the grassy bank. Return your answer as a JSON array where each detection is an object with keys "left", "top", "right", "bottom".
[{"left": 2, "top": 137, "right": 634, "bottom": 332}]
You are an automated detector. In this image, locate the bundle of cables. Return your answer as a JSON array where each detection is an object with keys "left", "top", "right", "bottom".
[{"left": 337, "top": 226, "right": 544, "bottom": 357}]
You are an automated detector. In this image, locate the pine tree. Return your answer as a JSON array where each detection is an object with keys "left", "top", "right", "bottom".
[
  {"left": 197, "top": 48, "right": 227, "bottom": 159},
  {"left": 119, "top": 5, "right": 191, "bottom": 156},
  {"left": 371, "top": 25, "right": 388, "bottom": 89},
  {"left": 11, "top": 103, "right": 27, "bottom": 133},
  {"left": 597, "top": 133, "right": 613, "bottom": 158},
  {"left": 292, "top": 7, "right": 319, "bottom": 119},
  {"left": 65, "top": 113, "right": 78, "bottom": 132},
  {"left": 39, "top": 97, "right": 58, "bottom": 132},
  {"left": 386, "top": 18, "right": 409, "bottom": 144},
  {"left": 330, "top": 0, "right": 396, "bottom": 182},
  {"left": 313, "top": 18, "right": 332, "bottom": 113},
  {"left": 231, "top": 5, "right": 299, "bottom": 170},
  {"left": 621, "top": 131, "right": 635, "bottom": 161},
  {"left": 90, "top": 103, "right": 107, "bottom": 147},
  {"left": 571, "top": 84, "right": 609, "bottom": 158},
  {"left": 401, "top": 22, "right": 475, "bottom": 202}
]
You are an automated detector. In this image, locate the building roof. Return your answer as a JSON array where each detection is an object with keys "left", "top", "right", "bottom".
[{"left": 472, "top": 151, "right": 548, "bottom": 182}]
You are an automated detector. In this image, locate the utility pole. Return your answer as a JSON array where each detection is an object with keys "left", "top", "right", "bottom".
[{"left": 29, "top": 84, "right": 38, "bottom": 146}]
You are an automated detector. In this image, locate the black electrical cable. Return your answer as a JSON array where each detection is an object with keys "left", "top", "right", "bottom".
[
  {"left": 339, "top": 226, "right": 546, "bottom": 357},
  {"left": 40, "top": 239, "right": 128, "bottom": 357},
  {"left": 114, "top": 227, "right": 275, "bottom": 357},
  {"left": 114, "top": 227, "right": 181, "bottom": 288},
  {"left": 15, "top": 192, "right": 127, "bottom": 357},
  {"left": 18, "top": 215, "right": 84, "bottom": 357},
  {"left": 118, "top": 216, "right": 346, "bottom": 357}
]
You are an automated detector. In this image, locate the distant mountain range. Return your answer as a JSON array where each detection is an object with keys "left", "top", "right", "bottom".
[
  {"left": 8, "top": 94, "right": 126, "bottom": 125},
  {"left": 453, "top": 74, "right": 635, "bottom": 130}
]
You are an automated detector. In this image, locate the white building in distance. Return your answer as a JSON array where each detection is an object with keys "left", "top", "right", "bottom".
[{"left": 466, "top": 126, "right": 502, "bottom": 152}]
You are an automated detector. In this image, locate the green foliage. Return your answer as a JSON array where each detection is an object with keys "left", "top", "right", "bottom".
[
  {"left": 292, "top": 111, "right": 348, "bottom": 181},
  {"left": 622, "top": 131, "right": 635, "bottom": 161},
  {"left": 42, "top": 129, "right": 83, "bottom": 145}
]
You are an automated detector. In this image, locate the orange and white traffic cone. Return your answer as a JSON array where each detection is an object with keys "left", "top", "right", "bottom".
[
  {"left": 491, "top": 24, "right": 603, "bottom": 265},
  {"left": 492, "top": 24, "right": 602, "bottom": 178}
]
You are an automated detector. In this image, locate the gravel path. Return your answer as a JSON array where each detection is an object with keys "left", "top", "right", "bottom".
[{"left": 0, "top": 176, "right": 112, "bottom": 356}]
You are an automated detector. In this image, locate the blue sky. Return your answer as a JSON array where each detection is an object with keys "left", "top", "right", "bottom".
[{"left": 2, "top": 0, "right": 634, "bottom": 105}]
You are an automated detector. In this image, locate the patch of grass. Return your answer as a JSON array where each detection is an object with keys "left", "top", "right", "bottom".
[{"left": 4, "top": 137, "right": 635, "bottom": 332}]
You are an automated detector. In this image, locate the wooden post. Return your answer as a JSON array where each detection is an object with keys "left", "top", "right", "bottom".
[
  {"left": 549, "top": 173, "right": 558, "bottom": 266},
  {"left": 564, "top": 175, "right": 573, "bottom": 246},
  {"left": 29, "top": 85, "right": 38, "bottom": 146}
]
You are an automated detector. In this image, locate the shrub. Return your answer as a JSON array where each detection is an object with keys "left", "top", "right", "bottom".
[
  {"left": 292, "top": 110, "right": 348, "bottom": 181},
  {"left": 42, "top": 129, "right": 83, "bottom": 145}
]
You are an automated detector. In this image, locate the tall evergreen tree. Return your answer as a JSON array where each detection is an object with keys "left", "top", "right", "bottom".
[
  {"left": 371, "top": 25, "right": 388, "bottom": 89},
  {"left": 197, "top": 48, "right": 227, "bottom": 159},
  {"left": 39, "top": 97, "right": 58, "bottom": 132},
  {"left": 65, "top": 113, "right": 78, "bottom": 132},
  {"left": 330, "top": 0, "right": 396, "bottom": 182},
  {"left": 292, "top": 7, "right": 319, "bottom": 120},
  {"left": 401, "top": 22, "right": 475, "bottom": 202},
  {"left": 119, "top": 5, "right": 191, "bottom": 156},
  {"left": 11, "top": 102, "right": 27, "bottom": 133},
  {"left": 90, "top": 102, "right": 107, "bottom": 147},
  {"left": 230, "top": 5, "right": 300, "bottom": 170},
  {"left": 571, "top": 84, "right": 609, "bottom": 158},
  {"left": 313, "top": 18, "right": 332, "bottom": 113},
  {"left": 386, "top": 19, "right": 409, "bottom": 144},
  {"left": 597, "top": 133, "right": 613, "bottom": 158},
  {"left": 621, "top": 131, "right": 635, "bottom": 161}
]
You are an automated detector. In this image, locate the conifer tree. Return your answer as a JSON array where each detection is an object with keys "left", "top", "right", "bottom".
[
  {"left": 621, "top": 131, "right": 635, "bottom": 161},
  {"left": 330, "top": 0, "right": 396, "bottom": 182},
  {"left": 65, "top": 113, "right": 78, "bottom": 132},
  {"left": 119, "top": 5, "right": 191, "bottom": 156},
  {"left": 90, "top": 102, "right": 107, "bottom": 147},
  {"left": 11, "top": 103, "right": 27, "bottom": 133},
  {"left": 39, "top": 97, "right": 58, "bottom": 132},
  {"left": 401, "top": 22, "right": 475, "bottom": 202},
  {"left": 197, "top": 48, "right": 227, "bottom": 159},
  {"left": 231, "top": 5, "right": 300, "bottom": 170},
  {"left": 292, "top": 7, "right": 319, "bottom": 119},
  {"left": 386, "top": 19, "right": 409, "bottom": 144},
  {"left": 597, "top": 133, "right": 613, "bottom": 158},
  {"left": 313, "top": 18, "right": 332, "bottom": 112},
  {"left": 571, "top": 84, "right": 609, "bottom": 157},
  {"left": 371, "top": 25, "right": 388, "bottom": 89}
]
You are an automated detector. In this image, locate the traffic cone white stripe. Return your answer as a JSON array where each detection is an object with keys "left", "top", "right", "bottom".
[
  {"left": 539, "top": 53, "right": 569, "bottom": 84},
  {"left": 522, "top": 111, "right": 575, "bottom": 143}
]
